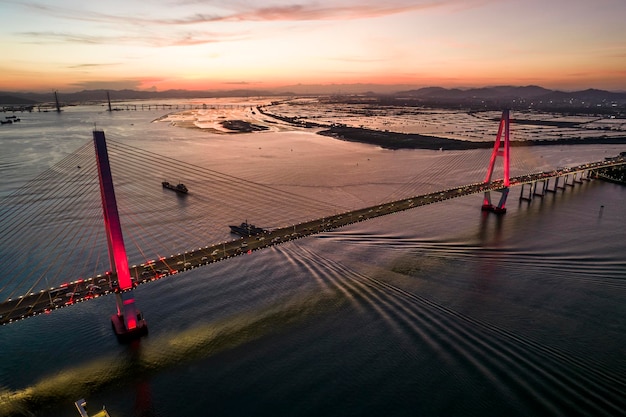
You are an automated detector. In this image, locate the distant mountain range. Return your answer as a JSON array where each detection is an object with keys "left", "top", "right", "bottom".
[
  {"left": 395, "top": 85, "right": 626, "bottom": 103},
  {"left": 1, "top": 85, "right": 625, "bottom": 109}
]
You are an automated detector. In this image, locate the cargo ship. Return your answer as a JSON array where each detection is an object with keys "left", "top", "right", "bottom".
[
  {"left": 229, "top": 221, "right": 266, "bottom": 237},
  {"left": 162, "top": 181, "right": 188, "bottom": 194}
]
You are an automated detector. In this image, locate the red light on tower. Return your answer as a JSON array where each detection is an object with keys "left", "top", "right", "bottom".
[
  {"left": 94, "top": 130, "right": 147, "bottom": 341},
  {"left": 481, "top": 110, "right": 511, "bottom": 214}
]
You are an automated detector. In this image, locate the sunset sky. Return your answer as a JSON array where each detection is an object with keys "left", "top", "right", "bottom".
[{"left": 1, "top": 0, "right": 625, "bottom": 93}]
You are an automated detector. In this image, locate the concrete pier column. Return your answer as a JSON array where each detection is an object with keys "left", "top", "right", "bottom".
[
  {"left": 533, "top": 180, "right": 546, "bottom": 197},
  {"left": 519, "top": 183, "right": 533, "bottom": 201}
]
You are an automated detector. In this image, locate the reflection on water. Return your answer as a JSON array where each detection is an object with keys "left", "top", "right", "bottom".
[{"left": 0, "top": 291, "right": 342, "bottom": 416}]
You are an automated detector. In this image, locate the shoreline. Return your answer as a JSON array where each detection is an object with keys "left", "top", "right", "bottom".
[
  {"left": 317, "top": 125, "right": 626, "bottom": 151},
  {"left": 159, "top": 104, "right": 626, "bottom": 150}
]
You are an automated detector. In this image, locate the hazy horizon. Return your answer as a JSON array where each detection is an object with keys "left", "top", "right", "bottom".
[
  {"left": 1, "top": 0, "right": 625, "bottom": 93},
  {"left": 3, "top": 82, "right": 626, "bottom": 97}
]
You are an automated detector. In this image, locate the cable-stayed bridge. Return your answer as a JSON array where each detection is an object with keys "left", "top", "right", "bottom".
[{"left": 1, "top": 111, "right": 624, "bottom": 336}]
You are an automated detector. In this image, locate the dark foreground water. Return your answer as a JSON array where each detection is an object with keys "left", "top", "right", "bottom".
[{"left": 0, "top": 103, "right": 625, "bottom": 417}]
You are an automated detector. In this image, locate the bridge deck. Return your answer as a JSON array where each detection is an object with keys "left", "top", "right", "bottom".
[{"left": 1, "top": 157, "right": 623, "bottom": 325}]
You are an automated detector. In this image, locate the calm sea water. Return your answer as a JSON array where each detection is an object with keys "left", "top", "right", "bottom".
[{"left": 0, "top": 103, "right": 625, "bottom": 417}]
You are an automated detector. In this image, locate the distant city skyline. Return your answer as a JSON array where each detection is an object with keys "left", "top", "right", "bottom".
[{"left": 1, "top": 0, "right": 625, "bottom": 93}]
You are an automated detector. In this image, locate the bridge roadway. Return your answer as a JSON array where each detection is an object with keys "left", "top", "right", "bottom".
[{"left": 1, "top": 157, "right": 624, "bottom": 325}]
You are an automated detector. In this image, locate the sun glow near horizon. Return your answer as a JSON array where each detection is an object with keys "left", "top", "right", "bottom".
[{"left": 1, "top": 0, "right": 625, "bottom": 93}]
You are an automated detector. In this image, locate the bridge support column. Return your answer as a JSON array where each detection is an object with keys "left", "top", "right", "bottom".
[
  {"left": 573, "top": 172, "right": 583, "bottom": 184},
  {"left": 519, "top": 183, "right": 533, "bottom": 201},
  {"left": 581, "top": 170, "right": 591, "bottom": 181},
  {"left": 94, "top": 130, "right": 147, "bottom": 341},
  {"left": 481, "top": 109, "right": 511, "bottom": 214},
  {"left": 533, "top": 180, "right": 546, "bottom": 197}
]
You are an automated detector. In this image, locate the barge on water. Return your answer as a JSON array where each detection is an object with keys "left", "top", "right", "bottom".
[
  {"left": 229, "top": 221, "right": 266, "bottom": 237},
  {"left": 162, "top": 181, "right": 188, "bottom": 194}
]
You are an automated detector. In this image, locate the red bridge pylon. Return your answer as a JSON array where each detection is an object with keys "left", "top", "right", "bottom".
[
  {"left": 94, "top": 130, "right": 148, "bottom": 341},
  {"left": 481, "top": 109, "right": 511, "bottom": 214}
]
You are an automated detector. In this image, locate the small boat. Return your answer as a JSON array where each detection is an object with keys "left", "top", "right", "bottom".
[
  {"left": 75, "top": 398, "right": 111, "bottom": 417},
  {"left": 162, "top": 181, "right": 188, "bottom": 194},
  {"left": 229, "top": 221, "right": 266, "bottom": 237}
]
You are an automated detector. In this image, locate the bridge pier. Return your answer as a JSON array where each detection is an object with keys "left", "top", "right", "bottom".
[
  {"left": 111, "top": 293, "right": 145, "bottom": 339},
  {"left": 581, "top": 170, "right": 591, "bottom": 181},
  {"left": 482, "top": 188, "right": 510, "bottom": 213},
  {"left": 573, "top": 172, "right": 584, "bottom": 184},
  {"left": 533, "top": 180, "right": 546, "bottom": 197},
  {"left": 519, "top": 180, "right": 547, "bottom": 202},
  {"left": 519, "top": 183, "right": 533, "bottom": 202}
]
